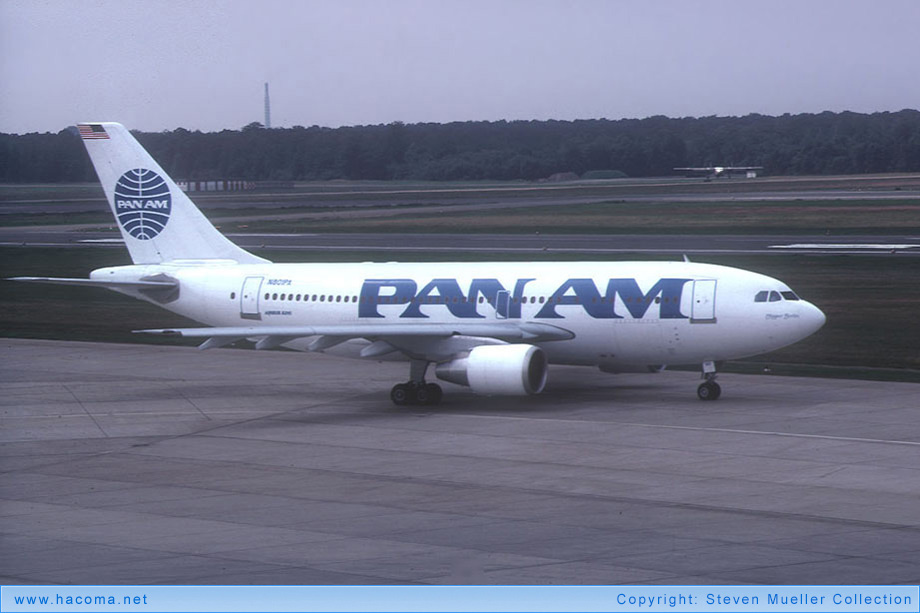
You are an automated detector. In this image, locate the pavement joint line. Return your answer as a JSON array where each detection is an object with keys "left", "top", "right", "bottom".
[
  {"left": 608, "top": 422, "right": 920, "bottom": 447},
  {"left": 175, "top": 387, "right": 213, "bottom": 421},
  {"left": 5, "top": 411, "right": 285, "bottom": 419},
  {"left": 459, "top": 413, "right": 920, "bottom": 447},
  {"left": 61, "top": 383, "right": 108, "bottom": 439}
]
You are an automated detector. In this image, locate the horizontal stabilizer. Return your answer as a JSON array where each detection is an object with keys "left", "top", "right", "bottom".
[{"left": 8, "top": 276, "right": 178, "bottom": 290}]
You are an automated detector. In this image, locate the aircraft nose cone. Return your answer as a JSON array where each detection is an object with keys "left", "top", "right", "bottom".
[{"left": 804, "top": 303, "right": 827, "bottom": 336}]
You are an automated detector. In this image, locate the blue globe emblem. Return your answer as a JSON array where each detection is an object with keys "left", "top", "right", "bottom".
[{"left": 113, "top": 169, "right": 171, "bottom": 240}]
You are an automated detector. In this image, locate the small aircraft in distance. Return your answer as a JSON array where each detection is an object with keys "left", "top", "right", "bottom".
[
  {"left": 11, "top": 124, "right": 823, "bottom": 405},
  {"left": 674, "top": 165, "right": 764, "bottom": 179}
]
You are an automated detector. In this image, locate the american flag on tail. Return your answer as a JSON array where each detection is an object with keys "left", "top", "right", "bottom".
[{"left": 78, "top": 124, "right": 109, "bottom": 140}]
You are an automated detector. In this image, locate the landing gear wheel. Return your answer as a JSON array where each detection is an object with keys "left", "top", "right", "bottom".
[
  {"left": 697, "top": 381, "right": 722, "bottom": 401},
  {"left": 410, "top": 383, "right": 443, "bottom": 406},
  {"left": 391, "top": 382, "right": 443, "bottom": 406},
  {"left": 391, "top": 383, "right": 411, "bottom": 406},
  {"left": 424, "top": 383, "right": 443, "bottom": 405},
  {"left": 414, "top": 384, "right": 431, "bottom": 405}
]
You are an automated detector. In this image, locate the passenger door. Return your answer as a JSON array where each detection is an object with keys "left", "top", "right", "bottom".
[
  {"left": 690, "top": 279, "right": 717, "bottom": 323},
  {"left": 240, "top": 276, "right": 263, "bottom": 320}
]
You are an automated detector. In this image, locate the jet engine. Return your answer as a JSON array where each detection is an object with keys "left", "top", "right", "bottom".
[{"left": 435, "top": 344, "right": 547, "bottom": 395}]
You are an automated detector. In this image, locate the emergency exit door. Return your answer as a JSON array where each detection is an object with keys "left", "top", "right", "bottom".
[{"left": 495, "top": 290, "right": 510, "bottom": 319}]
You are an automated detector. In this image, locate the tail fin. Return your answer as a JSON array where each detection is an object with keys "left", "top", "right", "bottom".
[{"left": 77, "top": 122, "right": 268, "bottom": 265}]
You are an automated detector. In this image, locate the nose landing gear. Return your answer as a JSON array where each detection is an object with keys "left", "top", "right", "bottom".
[{"left": 697, "top": 360, "right": 722, "bottom": 401}]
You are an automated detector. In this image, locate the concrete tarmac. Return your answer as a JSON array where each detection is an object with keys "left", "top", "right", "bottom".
[{"left": 3, "top": 338, "right": 920, "bottom": 585}]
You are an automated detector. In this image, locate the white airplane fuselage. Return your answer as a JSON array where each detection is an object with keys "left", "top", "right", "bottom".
[{"left": 94, "top": 259, "right": 825, "bottom": 370}]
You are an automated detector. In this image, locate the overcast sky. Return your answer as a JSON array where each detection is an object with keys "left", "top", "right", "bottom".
[{"left": 1, "top": 0, "right": 918, "bottom": 134}]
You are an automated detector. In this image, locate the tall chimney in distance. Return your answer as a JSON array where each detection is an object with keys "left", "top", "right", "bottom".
[{"left": 264, "top": 82, "right": 271, "bottom": 129}]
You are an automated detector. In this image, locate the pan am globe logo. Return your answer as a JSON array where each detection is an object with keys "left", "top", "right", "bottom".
[{"left": 113, "top": 169, "right": 172, "bottom": 240}]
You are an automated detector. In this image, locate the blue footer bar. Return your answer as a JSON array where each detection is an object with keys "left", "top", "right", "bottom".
[{"left": 2, "top": 585, "right": 918, "bottom": 613}]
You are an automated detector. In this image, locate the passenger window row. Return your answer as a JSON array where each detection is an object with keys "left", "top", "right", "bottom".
[
  {"left": 250, "top": 293, "right": 678, "bottom": 305},
  {"left": 263, "top": 293, "right": 358, "bottom": 303}
]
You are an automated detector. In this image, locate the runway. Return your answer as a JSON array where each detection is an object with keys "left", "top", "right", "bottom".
[
  {"left": 3, "top": 338, "right": 920, "bottom": 585},
  {"left": 3, "top": 229, "right": 920, "bottom": 257}
]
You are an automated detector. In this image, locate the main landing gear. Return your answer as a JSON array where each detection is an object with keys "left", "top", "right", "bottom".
[
  {"left": 391, "top": 359, "right": 443, "bottom": 406},
  {"left": 390, "top": 381, "right": 443, "bottom": 406},
  {"left": 697, "top": 360, "right": 722, "bottom": 401}
]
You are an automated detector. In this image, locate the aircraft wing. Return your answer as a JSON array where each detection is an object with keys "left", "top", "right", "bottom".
[{"left": 135, "top": 323, "right": 575, "bottom": 356}]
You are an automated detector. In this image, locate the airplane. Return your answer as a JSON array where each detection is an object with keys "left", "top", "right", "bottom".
[
  {"left": 674, "top": 165, "right": 764, "bottom": 179},
  {"left": 10, "top": 123, "right": 825, "bottom": 405}
]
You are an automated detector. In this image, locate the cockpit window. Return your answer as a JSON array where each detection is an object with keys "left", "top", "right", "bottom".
[{"left": 757, "top": 289, "right": 800, "bottom": 302}]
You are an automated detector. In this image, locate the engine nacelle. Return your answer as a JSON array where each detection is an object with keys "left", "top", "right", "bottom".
[{"left": 435, "top": 344, "right": 548, "bottom": 396}]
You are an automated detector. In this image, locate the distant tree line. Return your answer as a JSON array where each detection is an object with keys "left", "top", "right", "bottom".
[{"left": 2, "top": 110, "right": 920, "bottom": 183}]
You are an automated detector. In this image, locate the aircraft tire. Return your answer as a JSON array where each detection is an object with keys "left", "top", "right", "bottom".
[
  {"left": 424, "top": 383, "right": 443, "bottom": 405},
  {"left": 414, "top": 384, "right": 431, "bottom": 405},
  {"left": 697, "top": 381, "right": 722, "bottom": 401},
  {"left": 391, "top": 383, "right": 411, "bottom": 406}
]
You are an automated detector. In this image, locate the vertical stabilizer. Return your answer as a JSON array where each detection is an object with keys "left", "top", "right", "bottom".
[{"left": 77, "top": 122, "right": 268, "bottom": 265}]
